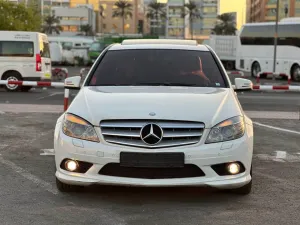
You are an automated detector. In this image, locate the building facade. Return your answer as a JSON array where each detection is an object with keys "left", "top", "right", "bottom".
[
  {"left": 166, "top": 0, "right": 185, "bottom": 39},
  {"left": 97, "top": 0, "right": 140, "bottom": 35},
  {"left": 42, "top": 0, "right": 70, "bottom": 17},
  {"left": 52, "top": 5, "right": 96, "bottom": 35},
  {"left": 165, "top": 0, "right": 219, "bottom": 40},
  {"left": 248, "top": 0, "right": 300, "bottom": 23}
]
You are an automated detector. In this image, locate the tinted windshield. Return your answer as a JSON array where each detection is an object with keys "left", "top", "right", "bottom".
[{"left": 88, "top": 49, "right": 226, "bottom": 87}]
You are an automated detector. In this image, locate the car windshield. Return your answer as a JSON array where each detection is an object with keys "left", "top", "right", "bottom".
[{"left": 88, "top": 49, "right": 227, "bottom": 88}]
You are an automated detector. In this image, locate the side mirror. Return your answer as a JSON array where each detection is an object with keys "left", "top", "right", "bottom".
[
  {"left": 234, "top": 78, "right": 253, "bottom": 92},
  {"left": 64, "top": 76, "right": 81, "bottom": 90}
]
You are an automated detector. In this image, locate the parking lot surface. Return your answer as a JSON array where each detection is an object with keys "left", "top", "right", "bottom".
[
  {"left": 0, "top": 67, "right": 300, "bottom": 225},
  {"left": 0, "top": 112, "right": 299, "bottom": 225}
]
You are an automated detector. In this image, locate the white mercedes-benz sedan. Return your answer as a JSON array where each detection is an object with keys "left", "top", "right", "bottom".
[{"left": 54, "top": 39, "right": 254, "bottom": 195}]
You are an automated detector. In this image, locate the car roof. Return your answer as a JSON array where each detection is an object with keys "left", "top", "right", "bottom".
[{"left": 108, "top": 39, "right": 210, "bottom": 51}]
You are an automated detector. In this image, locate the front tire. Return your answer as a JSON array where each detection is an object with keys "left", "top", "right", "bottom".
[
  {"left": 230, "top": 180, "right": 252, "bottom": 195},
  {"left": 56, "top": 178, "right": 83, "bottom": 193},
  {"left": 2, "top": 72, "right": 22, "bottom": 92},
  {"left": 251, "top": 61, "right": 261, "bottom": 78},
  {"left": 291, "top": 64, "right": 300, "bottom": 82},
  {"left": 230, "top": 166, "right": 252, "bottom": 195}
]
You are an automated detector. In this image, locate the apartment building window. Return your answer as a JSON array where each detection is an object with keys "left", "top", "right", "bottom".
[
  {"left": 169, "top": 7, "right": 182, "bottom": 15},
  {"left": 168, "top": 28, "right": 183, "bottom": 36},
  {"left": 203, "top": 0, "right": 217, "bottom": 3},
  {"left": 203, "top": 6, "right": 217, "bottom": 13},
  {"left": 61, "top": 17, "right": 88, "bottom": 21},
  {"left": 69, "top": 26, "right": 78, "bottom": 32},
  {"left": 201, "top": 28, "right": 212, "bottom": 35},
  {"left": 62, "top": 26, "right": 69, "bottom": 31},
  {"left": 169, "top": 18, "right": 184, "bottom": 26},
  {"left": 266, "top": 9, "right": 276, "bottom": 16},
  {"left": 103, "top": 24, "right": 106, "bottom": 29},
  {"left": 203, "top": 18, "right": 217, "bottom": 26}
]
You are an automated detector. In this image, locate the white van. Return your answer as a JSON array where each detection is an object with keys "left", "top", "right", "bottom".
[
  {"left": 49, "top": 42, "right": 63, "bottom": 65},
  {"left": 0, "top": 31, "right": 52, "bottom": 92},
  {"left": 48, "top": 36, "right": 93, "bottom": 65}
]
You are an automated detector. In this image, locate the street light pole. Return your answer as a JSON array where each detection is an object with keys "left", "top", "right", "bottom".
[{"left": 272, "top": 0, "right": 280, "bottom": 80}]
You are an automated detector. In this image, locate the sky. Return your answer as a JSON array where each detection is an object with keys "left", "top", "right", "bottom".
[{"left": 220, "top": 0, "right": 247, "bottom": 30}]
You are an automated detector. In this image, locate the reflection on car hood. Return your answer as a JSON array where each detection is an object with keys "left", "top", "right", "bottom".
[{"left": 67, "top": 86, "right": 243, "bottom": 128}]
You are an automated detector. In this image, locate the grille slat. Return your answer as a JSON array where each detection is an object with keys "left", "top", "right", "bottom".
[
  {"left": 102, "top": 130, "right": 140, "bottom": 137},
  {"left": 163, "top": 130, "right": 203, "bottom": 138},
  {"left": 100, "top": 120, "right": 205, "bottom": 149}
]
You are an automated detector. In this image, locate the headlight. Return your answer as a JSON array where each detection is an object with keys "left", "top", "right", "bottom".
[
  {"left": 205, "top": 116, "right": 245, "bottom": 144},
  {"left": 63, "top": 113, "right": 99, "bottom": 142}
]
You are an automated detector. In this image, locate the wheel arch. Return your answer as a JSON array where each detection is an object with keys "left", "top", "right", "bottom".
[
  {"left": 290, "top": 62, "right": 300, "bottom": 74},
  {"left": 1, "top": 69, "right": 23, "bottom": 80}
]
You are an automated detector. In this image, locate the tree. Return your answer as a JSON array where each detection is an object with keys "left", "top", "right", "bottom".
[
  {"left": 112, "top": 0, "right": 132, "bottom": 35},
  {"left": 80, "top": 24, "right": 93, "bottom": 36},
  {"left": 146, "top": 1, "right": 166, "bottom": 36},
  {"left": 0, "top": 0, "right": 41, "bottom": 31},
  {"left": 99, "top": 5, "right": 105, "bottom": 33},
  {"left": 181, "top": 1, "right": 201, "bottom": 40},
  {"left": 212, "top": 13, "right": 237, "bottom": 35},
  {"left": 42, "top": 15, "right": 63, "bottom": 35}
]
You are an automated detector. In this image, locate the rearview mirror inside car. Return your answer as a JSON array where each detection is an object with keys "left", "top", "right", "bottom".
[
  {"left": 64, "top": 76, "right": 81, "bottom": 90},
  {"left": 234, "top": 78, "right": 253, "bottom": 92}
]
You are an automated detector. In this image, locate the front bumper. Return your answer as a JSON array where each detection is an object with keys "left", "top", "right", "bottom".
[{"left": 54, "top": 122, "right": 253, "bottom": 189}]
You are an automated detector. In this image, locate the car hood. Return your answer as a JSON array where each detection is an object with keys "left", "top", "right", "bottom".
[{"left": 67, "top": 86, "right": 243, "bottom": 128}]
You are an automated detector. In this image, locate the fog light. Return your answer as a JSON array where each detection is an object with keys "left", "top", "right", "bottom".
[
  {"left": 65, "top": 160, "right": 78, "bottom": 172},
  {"left": 227, "top": 162, "right": 240, "bottom": 175}
]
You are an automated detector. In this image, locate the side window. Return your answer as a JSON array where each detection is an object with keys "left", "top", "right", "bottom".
[
  {"left": 0, "top": 41, "right": 34, "bottom": 57},
  {"left": 240, "top": 24, "right": 300, "bottom": 47},
  {"left": 62, "top": 42, "right": 73, "bottom": 50},
  {"left": 39, "top": 36, "right": 51, "bottom": 58}
]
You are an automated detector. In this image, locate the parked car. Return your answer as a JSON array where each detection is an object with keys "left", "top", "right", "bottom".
[{"left": 54, "top": 39, "right": 254, "bottom": 195}]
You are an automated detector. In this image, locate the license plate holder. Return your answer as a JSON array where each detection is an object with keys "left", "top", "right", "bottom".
[{"left": 120, "top": 152, "right": 185, "bottom": 168}]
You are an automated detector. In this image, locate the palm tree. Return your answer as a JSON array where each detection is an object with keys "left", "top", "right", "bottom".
[
  {"left": 99, "top": 5, "right": 105, "bottom": 33},
  {"left": 112, "top": 0, "right": 132, "bottom": 35},
  {"left": 181, "top": 0, "right": 201, "bottom": 40},
  {"left": 146, "top": 1, "right": 166, "bottom": 36},
  {"left": 212, "top": 13, "right": 237, "bottom": 35},
  {"left": 42, "top": 15, "right": 63, "bottom": 35},
  {"left": 80, "top": 24, "right": 93, "bottom": 36}
]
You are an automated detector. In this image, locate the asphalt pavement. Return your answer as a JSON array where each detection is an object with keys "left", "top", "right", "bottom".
[{"left": 0, "top": 67, "right": 300, "bottom": 225}]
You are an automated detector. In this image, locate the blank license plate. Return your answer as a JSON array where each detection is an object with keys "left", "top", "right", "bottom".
[{"left": 120, "top": 152, "right": 185, "bottom": 168}]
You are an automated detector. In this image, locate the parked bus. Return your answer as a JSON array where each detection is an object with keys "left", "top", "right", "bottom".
[{"left": 236, "top": 21, "right": 300, "bottom": 81}]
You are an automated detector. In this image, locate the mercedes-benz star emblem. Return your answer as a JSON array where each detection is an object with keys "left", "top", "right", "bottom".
[{"left": 140, "top": 123, "right": 163, "bottom": 145}]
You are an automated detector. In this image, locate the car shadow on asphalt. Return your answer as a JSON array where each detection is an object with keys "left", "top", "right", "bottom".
[{"left": 61, "top": 184, "right": 247, "bottom": 205}]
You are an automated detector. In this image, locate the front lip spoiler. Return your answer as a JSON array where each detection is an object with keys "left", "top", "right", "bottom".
[{"left": 56, "top": 170, "right": 251, "bottom": 189}]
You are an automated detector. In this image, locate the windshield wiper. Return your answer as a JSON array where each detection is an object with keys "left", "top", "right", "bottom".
[{"left": 134, "top": 82, "right": 198, "bottom": 87}]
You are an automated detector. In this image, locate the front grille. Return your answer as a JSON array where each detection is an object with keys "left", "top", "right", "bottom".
[
  {"left": 100, "top": 120, "right": 205, "bottom": 148},
  {"left": 99, "top": 163, "right": 205, "bottom": 179}
]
